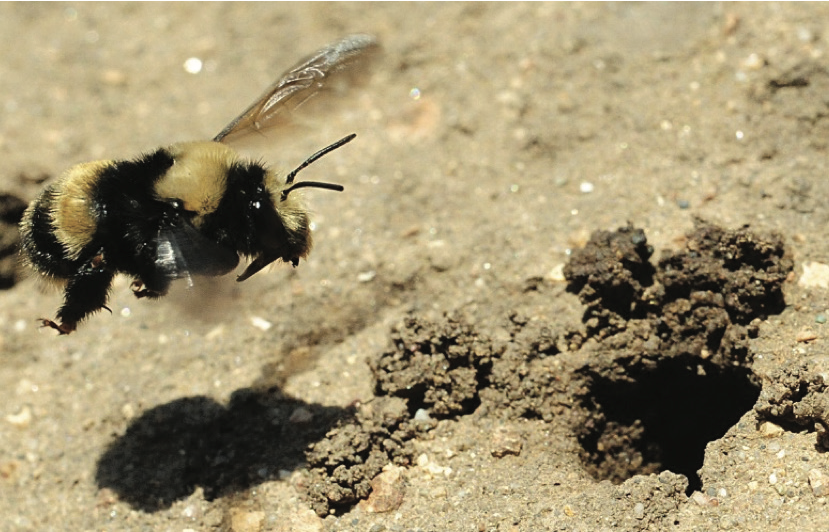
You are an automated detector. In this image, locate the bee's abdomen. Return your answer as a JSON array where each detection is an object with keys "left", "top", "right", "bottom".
[{"left": 20, "top": 187, "right": 79, "bottom": 279}]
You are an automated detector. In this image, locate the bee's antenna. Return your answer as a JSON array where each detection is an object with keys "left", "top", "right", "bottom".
[
  {"left": 281, "top": 180, "right": 344, "bottom": 201},
  {"left": 285, "top": 133, "right": 356, "bottom": 185}
]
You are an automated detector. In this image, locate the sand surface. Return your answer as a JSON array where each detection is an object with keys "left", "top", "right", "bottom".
[{"left": 1, "top": 3, "right": 829, "bottom": 531}]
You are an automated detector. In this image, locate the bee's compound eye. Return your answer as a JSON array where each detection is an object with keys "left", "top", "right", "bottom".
[{"left": 251, "top": 201, "right": 261, "bottom": 209}]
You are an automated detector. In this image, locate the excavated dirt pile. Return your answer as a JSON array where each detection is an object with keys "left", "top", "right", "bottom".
[{"left": 304, "top": 221, "right": 793, "bottom": 514}]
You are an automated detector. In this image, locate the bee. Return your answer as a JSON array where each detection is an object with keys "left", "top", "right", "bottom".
[{"left": 19, "top": 34, "right": 378, "bottom": 334}]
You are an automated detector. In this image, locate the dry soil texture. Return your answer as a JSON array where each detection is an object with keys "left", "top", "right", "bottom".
[{"left": 1, "top": 3, "right": 829, "bottom": 532}]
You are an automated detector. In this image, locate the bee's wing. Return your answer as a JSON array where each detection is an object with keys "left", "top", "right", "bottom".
[
  {"left": 154, "top": 223, "right": 240, "bottom": 287},
  {"left": 213, "top": 34, "right": 379, "bottom": 144}
]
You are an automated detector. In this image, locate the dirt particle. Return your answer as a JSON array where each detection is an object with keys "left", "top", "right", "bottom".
[
  {"left": 758, "top": 421, "right": 784, "bottom": 437},
  {"left": 6, "top": 406, "right": 32, "bottom": 428},
  {"left": 228, "top": 508, "right": 264, "bottom": 532},
  {"left": 490, "top": 428, "right": 523, "bottom": 458},
  {"left": 796, "top": 327, "right": 818, "bottom": 343},
  {"left": 808, "top": 468, "right": 829, "bottom": 497},
  {"left": 0, "top": 460, "right": 20, "bottom": 482},
  {"left": 633, "top": 502, "right": 645, "bottom": 519},
  {"left": 360, "top": 466, "right": 406, "bottom": 513}
]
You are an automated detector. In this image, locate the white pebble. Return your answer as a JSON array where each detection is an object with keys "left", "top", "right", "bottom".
[
  {"left": 6, "top": 406, "right": 32, "bottom": 427},
  {"left": 250, "top": 316, "right": 272, "bottom": 331}
]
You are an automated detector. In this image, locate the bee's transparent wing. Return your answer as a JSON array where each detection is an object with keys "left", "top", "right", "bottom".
[
  {"left": 214, "top": 34, "right": 379, "bottom": 144},
  {"left": 154, "top": 224, "right": 240, "bottom": 287}
]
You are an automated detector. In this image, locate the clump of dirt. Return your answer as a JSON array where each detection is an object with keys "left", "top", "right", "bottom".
[
  {"left": 371, "top": 315, "right": 498, "bottom": 417},
  {"left": 304, "top": 396, "right": 431, "bottom": 516},
  {"left": 303, "top": 221, "right": 793, "bottom": 513},
  {"left": 755, "top": 357, "right": 829, "bottom": 447},
  {"left": 305, "top": 316, "right": 497, "bottom": 515},
  {"left": 563, "top": 224, "right": 656, "bottom": 339},
  {"left": 478, "top": 312, "right": 579, "bottom": 422},
  {"left": 567, "top": 221, "right": 792, "bottom": 492},
  {"left": 564, "top": 221, "right": 792, "bottom": 360}
]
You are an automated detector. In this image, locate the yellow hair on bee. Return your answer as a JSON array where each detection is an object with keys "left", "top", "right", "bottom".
[
  {"left": 51, "top": 160, "right": 113, "bottom": 260},
  {"left": 265, "top": 170, "right": 311, "bottom": 237},
  {"left": 154, "top": 141, "right": 239, "bottom": 220}
]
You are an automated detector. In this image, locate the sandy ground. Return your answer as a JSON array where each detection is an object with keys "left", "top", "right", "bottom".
[{"left": 1, "top": 3, "right": 829, "bottom": 531}]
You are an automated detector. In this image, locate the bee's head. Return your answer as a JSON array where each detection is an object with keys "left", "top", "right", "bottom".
[{"left": 236, "top": 136, "right": 352, "bottom": 282}]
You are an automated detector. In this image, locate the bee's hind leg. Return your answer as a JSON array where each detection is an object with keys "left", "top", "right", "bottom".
[{"left": 48, "top": 262, "right": 116, "bottom": 334}]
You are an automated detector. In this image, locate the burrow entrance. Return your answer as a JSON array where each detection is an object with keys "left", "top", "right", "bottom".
[{"left": 576, "top": 357, "right": 760, "bottom": 493}]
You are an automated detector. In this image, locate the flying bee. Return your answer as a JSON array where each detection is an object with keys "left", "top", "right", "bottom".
[{"left": 19, "top": 34, "right": 378, "bottom": 334}]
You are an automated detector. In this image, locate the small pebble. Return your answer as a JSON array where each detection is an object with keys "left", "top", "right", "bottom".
[
  {"left": 228, "top": 508, "right": 264, "bottom": 532},
  {"left": 413, "top": 409, "right": 432, "bottom": 421},
  {"left": 490, "top": 428, "right": 523, "bottom": 458},
  {"left": 800, "top": 262, "right": 829, "bottom": 289},
  {"left": 548, "top": 263, "right": 566, "bottom": 282},
  {"left": 121, "top": 403, "right": 136, "bottom": 420},
  {"left": 796, "top": 327, "right": 818, "bottom": 343},
  {"left": 690, "top": 492, "right": 709, "bottom": 506},
  {"left": 816, "top": 314, "right": 827, "bottom": 325},
  {"left": 289, "top": 407, "right": 313, "bottom": 424},
  {"left": 250, "top": 316, "right": 272, "bottom": 331},
  {"left": 362, "top": 466, "right": 406, "bottom": 513},
  {"left": 809, "top": 468, "right": 829, "bottom": 497},
  {"left": 759, "top": 421, "right": 784, "bottom": 437},
  {"left": 633, "top": 502, "right": 645, "bottom": 520},
  {"left": 6, "top": 406, "right": 32, "bottom": 428}
]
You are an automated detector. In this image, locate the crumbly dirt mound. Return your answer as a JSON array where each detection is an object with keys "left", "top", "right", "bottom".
[
  {"left": 657, "top": 221, "right": 792, "bottom": 325},
  {"left": 563, "top": 224, "right": 656, "bottom": 338},
  {"left": 568, "top": 222, "right": 792, "bottom": 492},
  {"left": 302, "top": 222, "right": 793, "bottom": 514},
  {"left": 306, "top": 316, "right": 495, "bottom": 515},
  {"left": 370, "top": 315, "right": 497, "bottom": 417},
  {"left": 304, "top": 396, "right": 431, "bottom": 516},
  {"left": 754, "top": 357, "right": 829, "bottom": 447},
  {"left": 565, "top": 220, "right": 793, "bottom": 364}
]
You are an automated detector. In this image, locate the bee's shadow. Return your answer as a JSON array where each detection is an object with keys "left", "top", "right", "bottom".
[{"left": 95, "top": 386, "right": 351, "bottom": 512}]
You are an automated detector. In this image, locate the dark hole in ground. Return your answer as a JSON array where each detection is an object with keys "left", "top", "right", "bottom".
[{"left": 577, "top": 356, "right": 760, "bottom": 494}]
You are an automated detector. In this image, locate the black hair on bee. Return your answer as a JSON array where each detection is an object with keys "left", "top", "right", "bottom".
[{"left": 19, "top": 34, "right": 378, "bottom": 334}]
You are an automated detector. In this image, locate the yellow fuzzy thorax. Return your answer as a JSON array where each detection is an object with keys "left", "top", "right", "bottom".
[{"left": 154, "top": 141, "right": 239, "bottom": 220}]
